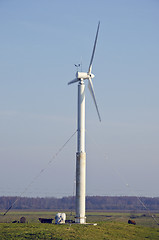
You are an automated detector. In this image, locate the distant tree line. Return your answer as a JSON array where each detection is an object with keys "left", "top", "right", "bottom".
[{"left": 0, "top": 196, "right": 159, "bottom": 211}]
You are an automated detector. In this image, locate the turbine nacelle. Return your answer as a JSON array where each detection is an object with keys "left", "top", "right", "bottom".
[{"left": 76, "top": 71, "right": 95, "bottom": 80}]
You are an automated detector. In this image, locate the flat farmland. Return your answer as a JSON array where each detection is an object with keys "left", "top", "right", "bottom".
[{"left": 0, "top": 211, "right": 159, "bottom": 239}]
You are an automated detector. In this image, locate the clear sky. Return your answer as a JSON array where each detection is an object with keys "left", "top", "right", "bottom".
[{"left": 0, "top": 0, "right": 159, "bottom": 198}]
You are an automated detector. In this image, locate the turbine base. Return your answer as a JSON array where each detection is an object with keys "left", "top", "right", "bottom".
[
  {"left": 75, "top": 152, "right": 86, "bottom": 224},
  {"left": 75, "top": 216, "right": 86, "bottom": 224}
]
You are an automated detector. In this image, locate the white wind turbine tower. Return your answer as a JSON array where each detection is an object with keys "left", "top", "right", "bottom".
[{"left": 68, "top": 22, "right": 101, "bottom": 224}]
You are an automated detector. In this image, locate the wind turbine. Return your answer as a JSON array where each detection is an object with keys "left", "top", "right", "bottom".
[{"left": 68, "top": 21, "right": 101, "bottom": 224}]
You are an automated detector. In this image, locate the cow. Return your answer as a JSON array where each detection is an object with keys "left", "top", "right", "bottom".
[
  {"left": 20, "top": 217, "right": 26, "bottom": 223},
  {"left": 65, "top": 219, "right": 75, "bottom": 224},
  {"left": 128, "top": 219, "right": 136, "bottom": 225},
  {"left": 12, "top": 220, "right": 18, "bottom": 223},
  {"left": 39, "top": 218, "right": 53, "bottom": 223}
]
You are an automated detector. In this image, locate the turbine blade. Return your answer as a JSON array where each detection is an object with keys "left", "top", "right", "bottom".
[
  {"left": 68, "top": 78, "right": 79, "bottom": 85},
  {"left": 88, "top": 78, "right": 101, "bottom": 122},
  {"left": 88, "top": 21, "right": 100, "bottom": 74}
]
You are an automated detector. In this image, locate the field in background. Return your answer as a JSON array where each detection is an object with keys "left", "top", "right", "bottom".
[{"left": 0, "top": 210, "right": 159, "bottom": 239}]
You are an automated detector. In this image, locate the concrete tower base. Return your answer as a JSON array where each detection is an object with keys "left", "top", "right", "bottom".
[{"left": 75, "top": 152, "right": 86, "bottom": 224}]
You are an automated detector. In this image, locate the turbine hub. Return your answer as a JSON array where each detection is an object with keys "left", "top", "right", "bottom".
[{"left": 89, "top": 73, "right": 95, "bottom": 78}]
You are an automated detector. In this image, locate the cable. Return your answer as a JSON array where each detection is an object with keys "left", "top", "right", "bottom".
[{"left": 3, "top": 130, "right": 77, "bottom": 216}]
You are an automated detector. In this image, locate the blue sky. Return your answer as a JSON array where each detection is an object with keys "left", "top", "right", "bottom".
[{"left": 0, "top": 0, "right": 159, "bottom": 198}]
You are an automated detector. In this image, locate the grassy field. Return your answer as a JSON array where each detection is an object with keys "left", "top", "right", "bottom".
[{"left": 0, "top": 210, "right": 159, "bottom": 239}]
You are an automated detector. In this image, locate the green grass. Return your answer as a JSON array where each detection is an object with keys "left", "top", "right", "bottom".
[{"left": 0, "top": 211, "right": 159, "bottom": 239}]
